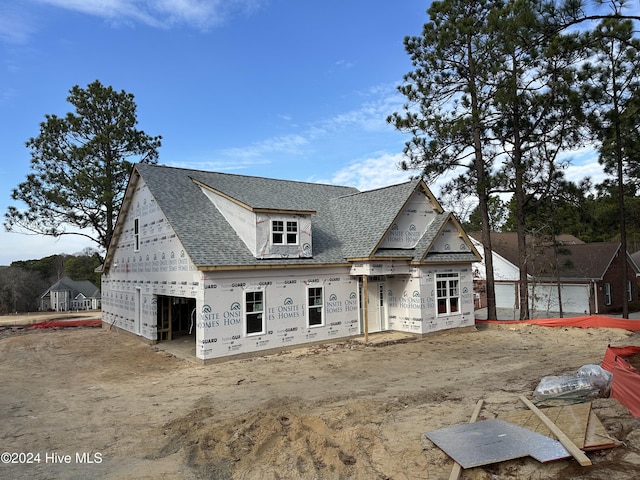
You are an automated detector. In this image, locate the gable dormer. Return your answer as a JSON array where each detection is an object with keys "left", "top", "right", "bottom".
[
  {"left": 430, "top": 216, "right": 475, "bottom": 253},
  {"left": 378, "top": 188, "right": 443, "bottom": 249},
  {"left": 195, "top": 180, "right": 314, "bottom": 259},
  {"left": 256, "top": 212, "right": 312, "bottom": 259}
]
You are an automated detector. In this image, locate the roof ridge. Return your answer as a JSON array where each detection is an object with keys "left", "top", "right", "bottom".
[
  {"left": 335, "top": 178, "right": 418, "bottom": 199},
  {"left": 139, "top": 163, "right": 360, "bottom": 190}
]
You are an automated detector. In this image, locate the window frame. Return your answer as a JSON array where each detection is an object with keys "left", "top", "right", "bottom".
[
  {"left": 604, "top": 282, "right": 612, "bottom": 306},
  {"left": 244, "top": 289, "right": 265, "bottom": 336},
  {"left": 134, "top": 218, "right": 140, "bottom": 252},
  {"left": 436, "top": 272, "right": 460, "bottom": 316},
  {"left": 307, "top": 286, "right": 324, "bottom": 327},
  {"left": 272, "top": 219, "right": 299, "bottom": 245}
]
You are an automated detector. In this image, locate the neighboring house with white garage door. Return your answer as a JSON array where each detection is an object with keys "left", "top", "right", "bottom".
[
  {"left": 469, "top": 232, "right": 640, "bottom": 317},
  {"left": 100, "top": 164, "right": 481, "bottom": 363}
]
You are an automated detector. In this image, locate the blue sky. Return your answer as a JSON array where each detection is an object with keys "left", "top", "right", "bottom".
[{"left": 0, "top": 0, "right": 613, "bottom": 266}]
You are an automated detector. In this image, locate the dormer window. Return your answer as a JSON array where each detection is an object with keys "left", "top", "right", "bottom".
[{"left": 272, "top": 220, "right": 298, "bottom": 245}]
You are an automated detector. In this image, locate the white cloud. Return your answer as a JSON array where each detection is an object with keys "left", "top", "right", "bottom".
[
  {"left": 33, "top": 0, "right": 264, "bottom": 30},
  {"left": 321, "top": 152, "right": 414, "bottom": 191},
  {"left": 223, "top": 134, "right": 309, "bottom": 159},
  {"left": 168, "top": 157, "right": 271, "bottom": 172},
  {"left": 565, "top": 161, "right": 607, "bottom": 185},
  {"left": 174, "top": 82, "right": 406, "bottom": 169},
  {"left": 560, "top": 145, "right": 608, "bottom": 186},
  {"left": 0, "top": 4, "right": 36, "bottom": 44}
]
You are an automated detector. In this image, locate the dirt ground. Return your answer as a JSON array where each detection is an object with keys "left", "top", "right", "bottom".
[{"left": 1, "top": 316, "right": 640, "bottom": 480}]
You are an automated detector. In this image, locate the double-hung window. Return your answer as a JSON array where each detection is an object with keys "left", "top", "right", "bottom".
[
  {"left": 436, "top": 273, "right": 459, "bottom": 315},
  {"left": 245, "top": 291, "right": 265, "bottom": 335},
  {"left": 272, "top": 220, "right": 298, "bottom": 245},
  {"left": 308, "top": 287, "right": 324, "bottom": 327}
]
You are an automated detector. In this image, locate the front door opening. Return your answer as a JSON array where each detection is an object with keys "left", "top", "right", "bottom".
[
  {"left": 156, "top": 295, "right": 196, "bottom": 342},
  {"left": 366, "top": 279, "right": 386, "bottom": 333}
]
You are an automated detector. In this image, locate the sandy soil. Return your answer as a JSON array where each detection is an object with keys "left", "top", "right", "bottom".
[{"left": 1, "top": 320, "right": 639, "bottom": 480}]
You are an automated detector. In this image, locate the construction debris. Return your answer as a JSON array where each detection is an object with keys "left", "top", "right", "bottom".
[
  {"left": 425, "top": 397, "right": 622, "bottom": 472},
  {"left": 424, "top": 418, "right": 570, "bottom": 469}
]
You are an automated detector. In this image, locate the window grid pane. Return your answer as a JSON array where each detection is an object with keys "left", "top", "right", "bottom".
[
  {"left": 286, "top": 221, "right": 298, "bottom": 244},
  {"left": 272, "top": 221, "right": 284, "bottom": 244},
  {"left": 436, "top": 274, "right": 460, "bottom": 315},
  {"left": 308, "top": 287, "right": 323, "bottom": 326},
  {"left": 246, "top": 291, "right": 264, "bottom": 334}
]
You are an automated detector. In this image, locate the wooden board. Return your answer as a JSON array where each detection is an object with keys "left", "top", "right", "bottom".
[
  {"left": 449, "top": 399, "right": 483, "bottom": 480},
  {"left": 584, "top": 409, "right": 621, "bottom": 450},
  {"left": 518, "top": 396, "right": 592, "bottom": 466}
]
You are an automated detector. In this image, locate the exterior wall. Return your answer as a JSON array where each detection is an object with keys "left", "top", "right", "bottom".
[
  {"left": 52, "top": 290, "right": 70, "bottom": 311},
  {"left": 470, "top": 238, "right": 520, "bottom": 281},
  {"left": 101, "top": 179, "right": 201, "bottom": 340},
  {"left": 255, "top": 212, "right": 312, "bottom": 259},
  {"left": 386, "top": 265, "right": 475, "bottom": 334},
  {"left": 596, "top": 253, "right": 639, "bottom": 314},
  {"left": 196, "top": 267, "right": 360, "bottom": 360},
  {"left": 380, "top": 191, "right": 438, "bottom": 248},
  {"left": 432, "top": 225, "right": 474, "bottom": 254}
]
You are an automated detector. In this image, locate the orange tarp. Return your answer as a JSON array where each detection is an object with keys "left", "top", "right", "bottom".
[
  {"left": 477, "top": 315, "right": 640, "bottom": 331},
  {"left": 28, "top": 319, "right": 102, "bottom": 329},
  {"left": 602, "top": 346, "right": 640, "bottom": 418}
]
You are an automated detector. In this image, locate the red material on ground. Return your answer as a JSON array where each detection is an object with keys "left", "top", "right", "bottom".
[
  {"left": 27, "top": 319, "right": 102, "bottom": 329},
  {"left": 477, "top": 315, "right": 640, "bottom": 331},
  {"left": 601, "top": 346, "right": 640, "bottom": 418}
]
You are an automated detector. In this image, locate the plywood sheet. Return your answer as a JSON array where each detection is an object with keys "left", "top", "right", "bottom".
[
  {"left": 501, "top": 403, "right": 589, "bottom": 447},
  {"left": 500, "top": 403, "right": 618, "bottom": 451}
]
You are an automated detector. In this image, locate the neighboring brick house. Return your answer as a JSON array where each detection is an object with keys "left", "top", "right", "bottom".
[
  {"left": 100, "top": 164, "right": 481, "bottom": 362},
  {"left": 40, "top": 276, "right": 101, "bottom": 312},
  {"left": 470, "top": 232, "right": 640, "bottom": 316}
]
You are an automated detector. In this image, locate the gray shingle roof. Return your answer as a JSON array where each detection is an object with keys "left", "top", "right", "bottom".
[
  {"left": 330, "top": 180, "right": 420, "bottom": 259},
  {"left": 126, "top": 164, "right": 473, "bottom": 269},
  {"left": 469, "top": 232, "right": 637, "bottom": 280},
  {"left": 42, "top": 276, "right": 100, "bottom": 299}
]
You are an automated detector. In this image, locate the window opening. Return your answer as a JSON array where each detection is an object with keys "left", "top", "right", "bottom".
[
  {"left": 245, "top": 291, "right": 265, "bottom": 335},
  {"left": 134, "top": 218, "right": 140, "bottom": 251},
  {"left": 604, "top": 283, "right": 612, "bottom": 306},
  {"left": 272, "top": 220, "right": 298, "bottom": 245},
  {"left": 308, "top": 287, "right": 323, "bottom": 327},
  {"left": 436, "top": 273, "right": 459, "bottom": 315}
]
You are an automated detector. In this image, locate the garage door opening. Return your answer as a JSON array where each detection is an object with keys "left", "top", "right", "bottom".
[{"left": 156, "top": 295, "right": 196, "bottom": 342}]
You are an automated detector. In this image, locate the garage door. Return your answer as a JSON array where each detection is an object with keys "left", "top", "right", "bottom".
[
  {"left": 495, "top": 283, "right": 517, "bottom": 309},
  {"left": 529, "top": 283, "right": 589, "bottom": 315}
]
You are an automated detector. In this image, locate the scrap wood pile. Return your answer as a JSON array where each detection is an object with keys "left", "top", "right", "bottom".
[{"left": 425, "top": 350, "right": 639, "bottom": 477}]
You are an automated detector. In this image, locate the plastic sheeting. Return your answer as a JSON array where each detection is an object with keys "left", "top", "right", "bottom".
[{"left": 601, "top": 346, "right": 640, "bottom": 418}]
